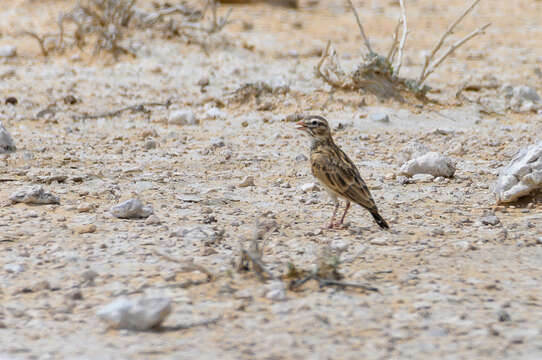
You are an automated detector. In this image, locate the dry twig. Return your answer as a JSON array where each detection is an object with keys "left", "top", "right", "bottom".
[
  {"left": 290, "top": 273, "right": 379, "bottom": 292},
  {"left": 386, "top": 21, "right": 401, "bottom": 63},
  {"left": 347, "top": 0, "right": 373, "bottom": 54},
  {"left": 393, "top": 0, "right": 408, "bottom": 75},
  {"left": 418, "top": 0, "right": 489, "bottom": 84},
  {"left": 25, "top": 0, "right": 233, "bottom": 60},
  {"left": 236, "top": 220, "right": 278, "bottom": 281},
  {"left": 72, "top": 100, "right": 172, "bottom": 120},
  {"left": 420, "top": 22, "right": 491, "bottom": 84},
  {"left": 154, "top": 250, "right": 214, "bottom": 281},
  {"left": 21, "top": 31, "right": 50, "bottom": 56}
]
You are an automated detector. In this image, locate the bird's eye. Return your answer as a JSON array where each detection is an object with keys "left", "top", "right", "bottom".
[{"left": 311, "top": 120, "right": 318, "bottom": 126}]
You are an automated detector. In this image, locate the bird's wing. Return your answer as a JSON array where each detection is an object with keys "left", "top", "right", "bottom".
[{"left": 311, "top": 146, "right": 378, "bottom": 211}]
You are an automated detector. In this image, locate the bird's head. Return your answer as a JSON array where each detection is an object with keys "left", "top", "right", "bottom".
[{"left": 295, "top": 115, "right": 332, "bottom": 141}]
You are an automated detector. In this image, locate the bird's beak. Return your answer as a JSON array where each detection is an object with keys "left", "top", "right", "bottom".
[{"left": 295, "top": 120, "right": 306, "bottom": 131}]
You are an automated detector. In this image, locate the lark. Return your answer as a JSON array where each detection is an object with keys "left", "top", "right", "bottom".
[{"left": 296, "top": 115, "right": 389, "bottom": 230}]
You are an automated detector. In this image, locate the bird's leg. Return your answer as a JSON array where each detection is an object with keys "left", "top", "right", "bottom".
[
  {"left": 338, "top": 201, "right": 351, "bottom": 227},
  {"left": 327, "top": 201, "right": 340, "bottom": 229}
]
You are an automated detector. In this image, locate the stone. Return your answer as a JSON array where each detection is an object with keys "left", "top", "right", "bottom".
[
  {"left": 370, "top": 238, "right": 388, "bottom": 245},
  {"left": 204, "top": 107, "right": 226, "bottom": 120},
  {"left": 481, "top": 214, "right": 500, "bottom": 226},
  {"left": 75, "top": 224, "right": 97, "bottom": 234},
  {"left": 369, "top": 112, "right": 390, "bottom": 123},
  {"left": 97, "top": 297, "right": 172, "bottom": 330},
  {"left": 300, "top": 182, "right": 319, "bottom": 192},
  {"left": 0, "top": 121, "right": 16, "bottom": 154},
  {"left": 411, "top": 174, "right": 435, "bottom": 183},
  {"left": 400, "top": 152, "right": 456, "bottom": 178},
  {"left": 505, "top": 85, "right": 542, "bottom": 112},
  {"left": 238, "top": 176, "right": 255, "bottom": 187},
  {"left": 168, "top": 110, "right": 198, "bottom": 125},
  {"left": 111, "top": 199, "right": 153, "bottom": 219},
  {"left": 10, "top": 186, "right": 60, "bottom": 205},
  {"left": 144, "top": 139, "right": 157, "bottom": 150},
  {"left": 295, "top": 154, "right": 308, "bottom": 162},
  {"left": 82, "top": 270, "right": 98, "bottom": 285},
  {"left": 265, "top": 281, "right": 287, "bottom": 301},
  {"left": 4, "top": 263, "right": 24, "bottom": 273},
  {"left": 76, "top": 203, "right": 93, "bottom": 213},
  {"left": 494, "top": 141, "right": 542, "bottom": 203},
  {"left": 0, "top": 45, "right": 16, "bottom": 58},
  {"left": 145, "top": 214, "right": 161, "bottom": 225}
]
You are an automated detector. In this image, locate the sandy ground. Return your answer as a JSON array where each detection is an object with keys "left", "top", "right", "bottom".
[{"left": 1, "top": 0, "right": 542, "bottom": 359}]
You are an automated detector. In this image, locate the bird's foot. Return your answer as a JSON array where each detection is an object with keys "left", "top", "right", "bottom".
[{"left": 326, "top": 222, "right": 348, "bottom": 230}]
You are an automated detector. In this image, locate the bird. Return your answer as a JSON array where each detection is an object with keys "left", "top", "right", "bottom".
[{"left": 295, "top": 115, "right": 389, "bottom": 230}]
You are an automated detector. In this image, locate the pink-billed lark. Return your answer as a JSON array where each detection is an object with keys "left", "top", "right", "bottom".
[{"left": 296, "top": 115, "right": 389, "bottom": 230}]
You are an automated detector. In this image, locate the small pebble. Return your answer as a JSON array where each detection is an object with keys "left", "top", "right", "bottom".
[
  {"left": 4, "top": 263, "right": 24, "bottom": 274},
  {"left": 0, "top": 45, "right": 16, "bottom": 57},
  {"left": 369, "top": 113, "right": 390, "bottom": 123},
  {"left": 145, "top": 215, "right": 161, "bottom": 225},
  {"left": 75, "top": 224, "right": 97, "bottom": 234},
  {"left": 238, "top": 176, "right": 255, "bottom": 188}
]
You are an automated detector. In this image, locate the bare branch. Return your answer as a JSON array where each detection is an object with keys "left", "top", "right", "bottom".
[
  {"left": 72, "top": 100, "right": 172, "bottom": 120},
  {"left": 386, "top": 21, "right": 401, "bottom": 63},
  {"left": 393, "top": 0, "right": 408, "bottom": 75},
  {"left": 141, "top": 5, "right": 196, "bottom": 27},
  {"left": 317, "top": 278, "right": 379, "bottom": 292},
  {"left": 419, "top": 0, "right": 482, "bottom": 83},
  {"left": 420, "top": 22, "right": 491, "bottom": 84},
  {"left": 21, "top": 31, "right": 49, "bottom": 56},
  {"left": 236, "top": 220, "right": 279, "bottom": 282},
  {"left": 315, "top": 41, "right": 352, "bottom": 89},
  {"left": 347, "top": 0, "right": 373, "bottom": 54},
  {"left": 154, "top": 250, "right": 214, "bottom": 281},
  {"left": 289, "top": 273, "right": 379, "bottom": 292}
]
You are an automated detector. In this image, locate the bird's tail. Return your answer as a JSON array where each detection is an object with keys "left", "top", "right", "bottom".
[{"left": 371, "top": 211, "right": 390, "bottom": 229}]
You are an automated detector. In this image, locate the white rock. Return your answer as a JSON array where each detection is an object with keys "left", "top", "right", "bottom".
[
  {"left": 300, "top": 182, "right": 319, "bottom": 193},
  {"left": 0, "top": 45, "right": 16, "bottom": 58},
  {"left": 145, "top": 214, "right": 161, "bottom": 225},
  {"left": 481, "top": 214, "right": 500, "bottom": 226},
  {"left": 168, "top": 110, "right": 198, "bottom": 125},
  {"left": 369, "top": 112, "right": 390, "bottom": 123},
  {"left": 411, "top": 174, "right": 435, "bottom": 183},
  {"left": 494, "top": 141, "right": 542, "bottom": 204},
  {"left": 399, "top": 152, "right": 456, "bottom": 178},
  {"left": 396, "top": 141, "right": 430, "bottom": 163},
  {"left": 330, "top": 239, "right": 350, "bottom": 252},
  {"left": 506, "top": 85, "right": 541, "bottom": 112},
  {"left": 265, "top": 281, "right": 287, "bottom": 301},
  {"left": 10, "top": 186, "right": 60, "bottom": 204},
  {"left": 448, "top": 141, "right": 464, "bottom": 156},
  {"left": 370, "top": 237, "right": 388, "bottom": 245},
  {"left": 111, "top": 198, "right": 153, "bottom": 219},
  {"left": 204, "top": 107, "right": 226, "bottom": 120},
  {"left": 513, "top": 85, "right": 540, "bottom": 103},
  {"left": 97, "top": 297, "right": 171, "bottom": 330},
  {"left": 270, "top": 76, "right": 289, "bottom": 92},
  {"left": 4, "top": 263, "right": 24, "bottom": 273},
  {"left": 0, "top": 121, "right": 16, "bottom": 154}
]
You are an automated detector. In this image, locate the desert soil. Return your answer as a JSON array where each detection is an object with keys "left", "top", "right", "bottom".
[{"left": 1, "top": 0, "right": 542, "bottom": 359}]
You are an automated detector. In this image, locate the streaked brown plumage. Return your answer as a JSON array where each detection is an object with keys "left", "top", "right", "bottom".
[{"left": 296, "top": 115, "right": 389, "bottom": 229}]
